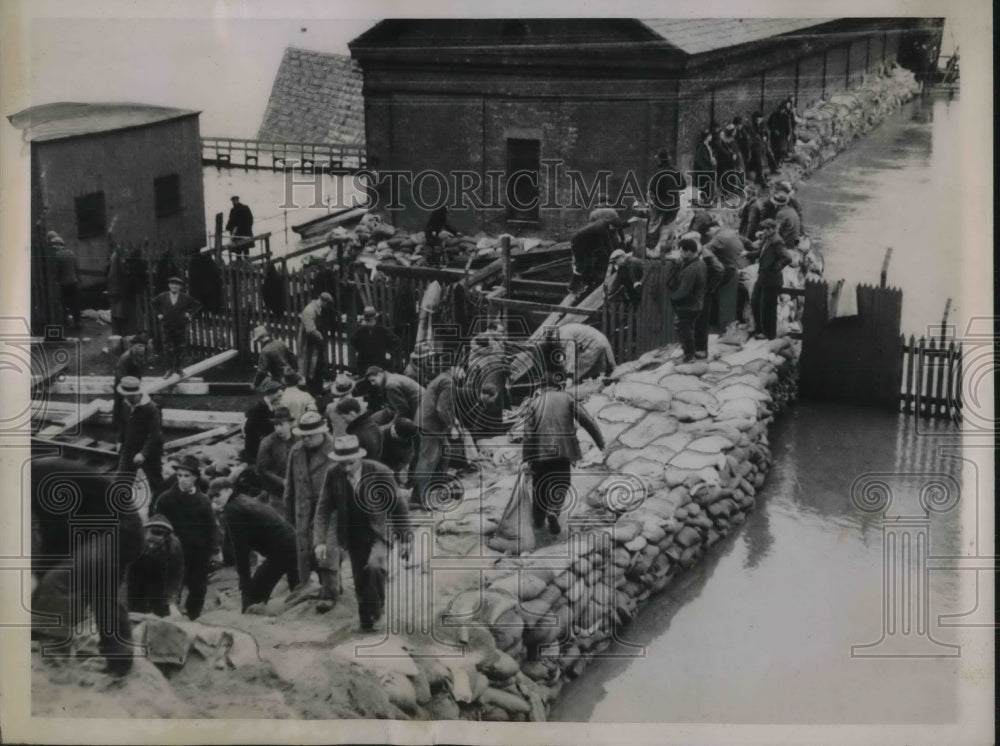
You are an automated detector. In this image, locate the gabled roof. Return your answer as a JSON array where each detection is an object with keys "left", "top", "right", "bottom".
[
  {"left": 7, "top": 102, "right": 199, "bottom": 143},
  {"left": 638, "top": 18, "right": 832, "bottom": 56},
  {"left": 257, "top": 47, "right": 364, "bottom": 145}
]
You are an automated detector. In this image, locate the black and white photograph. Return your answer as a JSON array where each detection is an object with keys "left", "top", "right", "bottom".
[{"left": 0, "top": 1, "right": 993, "bottom": 744}]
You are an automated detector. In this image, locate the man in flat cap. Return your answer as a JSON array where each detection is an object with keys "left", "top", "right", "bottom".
[
  {"left": 226, "top": 195, "right": 254, "bottom": 256},
  {"left": 298, "top": 291, "right": 335, "bottom": 397},
  {"left": 350, "top": 305, "right": 400, "bottom": 375},
  {"left": 151, "top": 275, "right": 201, "bottom": 377},
  {"left": 243, "top": 379, "right": 284, "bottom": 464},
  {"left": 251, "top": 325, "right": 297, "bottom": 389}
]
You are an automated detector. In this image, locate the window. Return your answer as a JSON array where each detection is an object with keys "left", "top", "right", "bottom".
[
  {"left": 74, "top": 191, "right": 106, "bottom": 239},
  {"left": 154, "top": 173, "right": 182, "bottom": 218},
  {"left": 505, "top": 138, "right": 540, "bottom": 222}
]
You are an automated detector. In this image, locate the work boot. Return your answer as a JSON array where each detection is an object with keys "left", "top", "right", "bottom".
[{"left": 694, "top": 351, "right": 708, "bottom": 360}]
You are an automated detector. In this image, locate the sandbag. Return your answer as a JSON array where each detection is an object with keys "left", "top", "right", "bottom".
[
  {"left": 619, "top": 413, "right": 679, "bottom": 448},
  {"left": 493, "top": 463, "right": 536, "bottom": 555},
  {"left": 611, "top": 381, "right": 673, "bottom": 411}
]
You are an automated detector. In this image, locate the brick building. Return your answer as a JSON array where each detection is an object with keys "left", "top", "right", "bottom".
[{"left": 349, "top": 18, "right": 941, "bottom": 238}]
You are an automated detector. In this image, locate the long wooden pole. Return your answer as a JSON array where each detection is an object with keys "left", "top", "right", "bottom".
[
  {"left": 143, "top": 349, "right": 239, "bottom": 395},
  {"left": 880, "top": 247, "right": 893, "bottom": 288}
]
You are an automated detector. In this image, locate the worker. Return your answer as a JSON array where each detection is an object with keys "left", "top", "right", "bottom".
[
  {"left": 284, "top": 411, "right": 339, "bottom": 611},
  {"left": 279, "top": 370, "right": 317, "bottom": 424},
  {"left": 702, "top": 224, "right": 752, "bottom": 324},
  {"left": 210, "top": 470, "right": 300, "bottom": 613},
  {"left": 402, "top": 342, "right": 439, "bottom": 385},
  {"left": 771, "top": 190, "right": 801, "bottom": 250},
  {"left": 521, "top": 373, "right": 606, "bottom": 535},
  {"left": 692, "top": 128, "right": 718, "bottom": 206},
  {"left": 335, "top": 397, "right": 383, "bottom": 462},
  {"left": 646, "top": 150, "right": 687, "bottom": 254},
  {"left": 746, "top": 219, "right": 796, "bottom": 340},
  {"left": 256, "top": 406, "right": 298, "bottom": 512},
  {"left": 151, "top": 275, "right": 202, "bottom": 378},
  {"left": 298, "top": 292, "right": 334, "bottom": 397},
  {"left": 314, "top": 435, "right": 412, "bottom": 631},
  {"left": 242, "top": 379, "right": 283, "bottom": 464},
  {"left": 31, "top": 457, "right": 145, "bottom": 676},
  {"left": 667, "top": 235, "right": 707, "bottom": 363},
  {"left": 251, "top": 325, "right": 297, "bottom": 389},
  {"left": 691, "top": 232, "right": 726, "bottom": 359},
  {"left": 322, "top": 374, "right": 356, "bottom": 436},
  {"left": 350, "top": 305, "right": 400, "bottom": 374},
  {"left": 412, "top": 365, "right": 464, "bottom": 510},
  {"left": 569, "top": 213, "right": 622, "bottom": 295},
  {"left": 126, "top": 513, "right": 184, "bottom": 618},
  {"left": 153, "top": 455, "right": 217, "bottom": 620},
  {"left": 606, "top": 249, "right": 644, "bottom": 308},
  {"left": 116, "top": 375, "right": 165, "bottom": 501},
  {"left": 226, "top": 195, "right": 255, "bottom": 255},
  {"left": 112, "top": 333, "right": 149, "bottom": 440},
  {"left": 366, "top": 366, "right": 425, "bottom": 426},
  {"left": 551, "top": 323, "right": 616, "bottom": 384},
  {"left": 424, "top": 206, "right": 461, "bottom": 265},
  {"left": 49, "top": 233, "right": 81, "bottom": 330},
  {"left": 378, "top": 417, "right": 419, "bottom": 484}
]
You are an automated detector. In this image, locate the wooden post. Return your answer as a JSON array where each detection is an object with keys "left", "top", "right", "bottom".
[
  {"left": 502, "top": 235, "right": 512, "bottom": 298},
  {"left": 214, "top": 213, "right": 224, "bottom": 262},
  {"left": 939, "top": 297, "right": 951, "bottom": 342},
  {"left": 879, "top": 247, "right": 893, "bottom": 288},
  {"left": 631, "top": 218, "right": 647, "bottom": 259}
]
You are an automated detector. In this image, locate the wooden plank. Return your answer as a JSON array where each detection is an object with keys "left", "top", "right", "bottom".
[
  {"left": 164, "top": 424, "right": 242, "bottom": 451},
  {"left": 31, "top": 360, "right": 69, "bottom": 388},
  {"left": 30, "top": 437, "right": 119, "bottom": 463},
  {"left": 915, "top": 337, "right": 926, "bottom": 418},
  {"left": 37, "top": 399, "right": 107, "bottom": 437},
  {"left": 488, "top": 296, "right": 602, "bottom": 318},
  {"left": 145, "top": 349, "right": 238, "bottom": 395},
  {"left": 46, "top": 376, "right": 208, "bottom": 396}
]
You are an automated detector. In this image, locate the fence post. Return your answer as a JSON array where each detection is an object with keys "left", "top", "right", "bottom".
[
  {"left": 502, "top": 235, "right": 512, "bottom": 298},
  {"left": 214, "top": 213, "right": 224, "bottom": 262}
]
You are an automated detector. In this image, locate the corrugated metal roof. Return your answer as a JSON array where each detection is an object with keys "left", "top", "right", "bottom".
[
  {"left": 639, "top": 18, "right": 832, "bottom": 55},
  {"left": 257, "top": 48, "right": 365, "bottom": 145},
  {"left": 7, "top": 102, "right": 199, "bottom": 143}
]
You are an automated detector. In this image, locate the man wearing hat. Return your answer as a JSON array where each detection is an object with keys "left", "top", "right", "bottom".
[
  {"left": 714, "top": 123, "right": 747, "bottom": 202},
  {"left": 323, "top": 374, "right": 356, "bottom": 436},
  {"left": 153, "top": 455, "right": 217, "bottom": 620},
  {"left": 367, "top": 366, "right": 425, "bottom": 485},
  {"left": 284, "top": 411, "right": 339, "bottom": 609},
  {"left": 551, "top": 323, "right": 617, "bottom": 385},
  {"left": 210, "top": 470, "right": 299, "bottom": 613},
  {"left": 667, "top": 234, "right": 708, "bottom": 362},
  {"left": 126, "top": 514, "right": 184, "bottom": 618},
  {"left": 606, "top": 248, "right": 644, "bottom": 308},
  {"left": 298, "top": 292, "right": 335, "bottom": 397},
  {"left": 117, "top": 375, "right": 165, "bottom": 499},
  {"left": 226, "top": 195, "right": 254, "bottom": 255},
  {"left": 350, "top": 305, "right": 400, "bottom": 375},
  {"left": 402, "top": 341, "right": 438, "bottom": 385},
  {"left": 568, "top": 212, "right": 624, "bottom": 296},
  {"left": 412, "top": 365, "right": 468, "bottom": 509},
  {"left": 334, "top": 397, "right": 382, "bottom": 463},
  {"left": 151, "top": 275, "right": 202, "bottom": 377},
  {"left": 251, "top": 325, "right": 297, "bottom": 389},
  {"left": 692, "top": 128, "right": 718, "bottom": 207},
  {"left": 112, "top": 333, "right": 149, "bottom": 439},
  {"left": 314, "top": 435, "right": 411, "bottom": 631},
  {"left": 693, "top": 233, "right": 726, "bottom": 359},
  {"left": 771, "top": 189, "right": 801, "bottom": 250},
  {"left": 646, "top": 150, "right": 687, "bottom": 253},
  {"left": 243, "top": 379, "right": 284, "bottom": 464},
  {"left": 48, "top": 232, "right": 81, "bottom": 330},
  {"left": 256, "top": 406, "right": 299, "bottom": 512},
  {"left": 280, "top": 369, "right": 317, "bottom": 424},
  {"left": 745, "top": 219, "right": 796, "bottom": 340}
]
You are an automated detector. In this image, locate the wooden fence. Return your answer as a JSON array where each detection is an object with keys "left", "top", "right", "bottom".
[{"left": 900, "top": 335, "right": 963, "bottom": 421}]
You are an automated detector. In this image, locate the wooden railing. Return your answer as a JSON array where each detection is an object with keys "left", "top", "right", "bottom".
[
  {"left": 201, "top": 137, "right": 368, "bottom": 172},
  {"left": 900, "top": 335, "right": 963, "bottom": 421}
]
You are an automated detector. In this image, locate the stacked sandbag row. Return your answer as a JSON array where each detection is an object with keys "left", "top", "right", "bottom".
[{"left": 451, "top": 332, "right": 799, "bottom": 720}]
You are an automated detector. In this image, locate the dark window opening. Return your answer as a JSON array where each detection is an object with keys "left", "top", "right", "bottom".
[
  {"left": 154, "top": 173, "right": 182, "bottom": 218},
  {"left": 505, "top": 138, "right": 540, "bottom": 222},
  {"left": 74, "top": 191, "right": 106, "bottom": 239}
]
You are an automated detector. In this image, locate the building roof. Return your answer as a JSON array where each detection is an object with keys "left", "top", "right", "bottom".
[
  {"left": 638, "top": 18, "right": 832, "bottom": 55},
  {"left": 257, "top": 47, "right": 364, "bottom": 145},
  {"left": 7, "top": 102, "right": 199, "bottom": 143}
]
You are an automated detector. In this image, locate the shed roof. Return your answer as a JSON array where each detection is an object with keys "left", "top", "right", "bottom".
[
  {"left": 7, "top": 102, "right": 199, "bottom": 143},
  {"left": 257, "top": 47, "right": 364, "bottom": 145},
  {"left": 639, "top": 18, "right": 832, "bottom": 55}
]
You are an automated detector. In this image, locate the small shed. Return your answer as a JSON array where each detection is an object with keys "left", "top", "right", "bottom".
[{"left": 9, "top": 102, "right": 207, "bottom": 287}]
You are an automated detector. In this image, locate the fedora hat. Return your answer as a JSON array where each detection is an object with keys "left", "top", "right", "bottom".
[
  {"left": 251, "top": 325, "right": 269, "bottom": 344},
  {"left": 329, "top": 374, "right": 354, "bottom": 397},
  {"left": 409, "top": 342, "right": 435, "bottom": 361},
  {"left": 362, "top": 305, "right": 377, "bottom": 320},
  {"left": 116, "top": 376, "right": 143, "bottom": 396},
  {"left": 175, "top": 454, "right": 201, "bottom": 476},
  {"left": 293, "top": 411, "right": 328, "bottom": 436},
  {"left": 609, "top": 249, "right": 628, "bottom": 263},
  {"left": 270, "top": 406, "right": 294, "bottom": 423},
  {"left": 327, "top": 434, "right": 366, "bottom": 462}
]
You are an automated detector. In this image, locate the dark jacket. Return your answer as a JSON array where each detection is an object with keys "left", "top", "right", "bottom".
[
  {"left": 704, "top": 228, "right": 751, "bottom": 270},
  {"left": 380, "top": 373, "right": 424, "bottom": 421},
  {"left": 219, "top": 493, "right": 296, "bottom": 591},
  {"left": 53, "top": 246, "right": 79, "bottom": 286},
  {"left": 226, "top": 202, "right": 254, "bottom": 237},
  {"left": 570, "top": 219, "right": 616, "bottom": 283},
  {"left": 739, "top": 197, "right": 778, "bottom": 240},
  {"left": 242, "top": 399, "right": 276, "bottom": 463},
  {"left": 350, "top": 324, "right": 400, "bottom": 373},
  {"left": 127, "top": 529, "right": 184, "bottom": 614},
  {"left": 283, "top": 435, "right": 336, "bottom": 583},
  {"left": 419, "top": 370, "right": 458, "bottom": 435},
  {"left": 378, "top": 424, "right": 414, "bottom": 472},
  {"left": 750, "top": 234, "right": 795, "bottom": 287},
  {"left": 609, "top": 257, "right": 645, "bottom": 306},
  {"left": 254, "top": 338, "right": 297, "bottom": 388},
  {"left": 648, "top": 167, "right": 687, "bottom": 217},
  {"left": 775, "top": 204, "right": 801, "bottom": 250},
  {"left": 151, "top": 291, "right": 201, "bottom": 332},
  {"left": 668, "top": 255, "right": 708, "bottom": 313},
  {"left": 256, "top": 431, "right": 298, "bottom": 497},
  {"left": 114, "top": 347, "right": 145, "bottom": 383},
  {"left": 314, "top": 459, "right": 410, "bottom": 550},
  {"left": 347, "top": 412, "right": 383, "bottom": 463},
  {"left": 701, "top": 249, "right": 726, "bottom": 294},
  {"left": 714, "top": 138, "right": 744, "bottom": 175},
  {"left": 693, "top": 141, "right": 717, "bottom": 174},
  {"left": 118, "top": 395, "right": 163, "bottom": 474},
  {"left": 522, "top": 388, "right": 605, "bottom": 463},
  {"left": 153, "top": 485, "right": 217, "bottom": 556}
]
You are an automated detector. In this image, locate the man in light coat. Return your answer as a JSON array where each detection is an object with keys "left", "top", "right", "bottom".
[{"left": 298, "top": 292, "right": 334, "bottom": 396}]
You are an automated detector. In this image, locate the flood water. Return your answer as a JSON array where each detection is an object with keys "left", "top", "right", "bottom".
[
  {"left": 794, "top": 92, "right": 963, "bottom": 336},
  {"left": 552, "top": 92, "right": 975, "bottom": 724},
  {"left": 551, "top": 404, "right": 966, "bottom": 724}
]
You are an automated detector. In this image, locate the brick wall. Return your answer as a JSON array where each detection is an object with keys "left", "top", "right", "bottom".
[
  {"left": 797, "top": 52, "right": 826, "bottom": 108},
  {"left": 848, "top": 38, "right": 870, "bottom": 87},
  {"left": 763, "top": 61, "right": 798, "bottom": 114},
  {"left": 825, "top": 45, "right": 850, "bottom": 95},
  {"left": 869, "top": 34, "right": 886, "bottom": 72}
]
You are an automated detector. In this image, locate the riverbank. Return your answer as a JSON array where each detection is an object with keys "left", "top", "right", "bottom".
[{"left": 29, "top": 65, "right": 924, "bottom": 722}]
